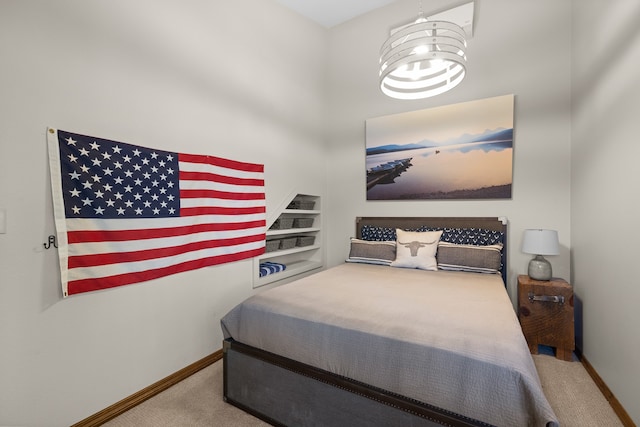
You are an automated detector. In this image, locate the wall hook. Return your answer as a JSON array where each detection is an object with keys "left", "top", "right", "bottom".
[{"left": 44, "top": 235, "right": 58, "bottom": 250}]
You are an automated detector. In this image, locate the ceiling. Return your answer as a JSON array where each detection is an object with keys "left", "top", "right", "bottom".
[{"left": 274, "top": 0, "right": 399, "bottom": 28}]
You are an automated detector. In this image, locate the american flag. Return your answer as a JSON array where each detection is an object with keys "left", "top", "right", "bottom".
[{"left": 47, "top": 128, "right": 266, "bottom": 297}]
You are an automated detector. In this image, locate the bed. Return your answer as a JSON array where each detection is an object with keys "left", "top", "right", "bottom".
[{"left": 221, "top": 217, "right": 558, "bottom": 427}]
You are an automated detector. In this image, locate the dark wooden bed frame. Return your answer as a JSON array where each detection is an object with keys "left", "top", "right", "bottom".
[{"left": 223, "top": 217, "right": 508, "bottom": 427}]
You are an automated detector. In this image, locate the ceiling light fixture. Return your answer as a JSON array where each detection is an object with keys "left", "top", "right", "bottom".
[{"left": 379, "top": 2, "right": 469, "bottom": 100}]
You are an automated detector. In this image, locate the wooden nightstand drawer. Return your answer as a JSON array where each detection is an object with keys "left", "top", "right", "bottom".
[{"left": 517, "top": 275, "right": 575, "bottom": 361}]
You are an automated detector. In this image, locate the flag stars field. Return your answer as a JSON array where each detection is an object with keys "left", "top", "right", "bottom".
[{"left": 59, "top": 134, "right": 181, "bottom": 219}]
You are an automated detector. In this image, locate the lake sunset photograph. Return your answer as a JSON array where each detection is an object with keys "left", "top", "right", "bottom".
[{"left": 365, "top": 94, "right": 514, "bottom": 200}]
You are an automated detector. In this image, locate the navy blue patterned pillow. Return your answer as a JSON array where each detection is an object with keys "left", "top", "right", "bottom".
[
  {"left": 361, "top": 225, "right": 503, "bottom": 246},
  {"left": 420, "top": 227, "right": 504, "bottom": 246},
  {"left": 361, "top": 225, "right": 396, "bottom": 241}
]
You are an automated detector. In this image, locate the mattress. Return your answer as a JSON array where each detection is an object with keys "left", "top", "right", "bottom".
[{"left": 221, "top": 262, "right": 558, "bottom": 427}]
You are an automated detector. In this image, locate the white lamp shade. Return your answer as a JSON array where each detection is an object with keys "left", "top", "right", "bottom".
[{"left": 521, "top": 229, "right": 559, "bottom": 256}]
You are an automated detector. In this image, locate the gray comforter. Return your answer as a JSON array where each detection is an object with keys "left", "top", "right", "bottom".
[{"left": 221, "top": 263, "right": 559, "bottom": 427}]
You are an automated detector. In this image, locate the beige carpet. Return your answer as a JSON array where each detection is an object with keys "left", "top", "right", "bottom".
[
  {"left": 103, "top": 355, "right": 623, "bottom": 427},
  {"left": 532, "top": 354, "right": 623, "bottom": 427}
]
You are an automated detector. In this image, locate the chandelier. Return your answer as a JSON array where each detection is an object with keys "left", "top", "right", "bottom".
[{"left": 379, "top": 5, "right": 469, "bottom": 100}]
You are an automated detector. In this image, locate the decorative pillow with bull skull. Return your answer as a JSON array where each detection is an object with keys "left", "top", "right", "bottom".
[{"left": 391, "top": 229, "right": 443, "bottom": 270}]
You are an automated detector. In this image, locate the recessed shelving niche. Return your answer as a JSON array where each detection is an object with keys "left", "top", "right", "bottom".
[{"left": 253, "top": 193, "right": 323, "bottom": 287}]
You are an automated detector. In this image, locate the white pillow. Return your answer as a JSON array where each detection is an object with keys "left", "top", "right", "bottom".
[{"left": 391, "top": 229, "right": 443, "bottom": 271}]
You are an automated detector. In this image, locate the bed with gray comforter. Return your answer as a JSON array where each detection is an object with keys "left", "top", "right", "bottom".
[{"left": 220, "top": 217, "right": 558, "bottom": 427}]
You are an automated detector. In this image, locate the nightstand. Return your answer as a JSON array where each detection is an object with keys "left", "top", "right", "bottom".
[{"left": 517, "top": 275, "right": 575, "bottom": 361}]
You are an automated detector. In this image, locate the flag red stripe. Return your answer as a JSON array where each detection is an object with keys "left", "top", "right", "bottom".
[
  {"left": 180, "top": 189, "right": 265, "bottom": 201},
  {"left": 67, "top": 248, "right": 266, "bottom": 295},
  {"left": 67, "top": 220, "right": 266, "bottom": 243},
  {"left": 179, "top": 170, "right": 264, "bottom": 187},
  {"left": 180, "top": 206, "right": 265, "bottom": 217},
  {"left": 68, "top": 234, "right": 265, "bottom": 269},
  {"left": 179, "top": 153, "right": 264, "bottom": 173}
]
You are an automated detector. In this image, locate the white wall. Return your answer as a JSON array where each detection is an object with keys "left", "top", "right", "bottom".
[
  {"left": 3, "top": 0, "right": 636, "bottom": 425},
  {"left": 325, "top": 0, "right": 573, "bottom": 303},
  {"left": 0, "top": 1, "right": 326, "bottom": 425},
  {"left": 571, "top": 1, "right": 640, "bottom": 422}
]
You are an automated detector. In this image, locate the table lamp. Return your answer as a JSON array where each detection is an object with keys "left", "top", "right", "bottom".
[{"left": 521, "top": 229, "right": 559, "bottom": 281}]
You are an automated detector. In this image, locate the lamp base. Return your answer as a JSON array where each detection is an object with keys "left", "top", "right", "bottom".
[{"left": 528, "top": 255, "right": 552, "bottom": 281}]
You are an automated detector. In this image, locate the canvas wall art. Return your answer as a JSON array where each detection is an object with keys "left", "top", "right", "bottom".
[{"left": 365, "top": 94, "right": 514, "bottom": 200}]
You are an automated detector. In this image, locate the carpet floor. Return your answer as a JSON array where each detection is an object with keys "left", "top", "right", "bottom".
[{"left": 103, "top": 354, "right": 623, "bottom": 427}]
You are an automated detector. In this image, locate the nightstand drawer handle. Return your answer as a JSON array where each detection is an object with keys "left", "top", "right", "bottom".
[{"left": 528, "top": 292, "right": 564, "bottom": 304}]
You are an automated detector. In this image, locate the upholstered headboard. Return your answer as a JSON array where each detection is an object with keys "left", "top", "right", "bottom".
[{"left": 355, "top": 216, "right": 508, "bottom": 283}]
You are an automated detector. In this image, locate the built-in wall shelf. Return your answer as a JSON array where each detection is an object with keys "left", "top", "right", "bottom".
[{"left": 254, "top": 193, "right": 323, "bottom": 287}]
